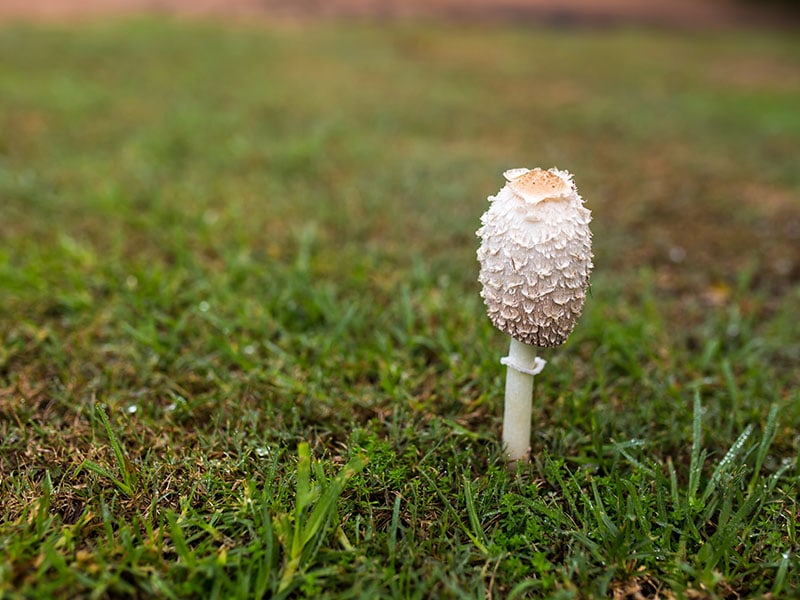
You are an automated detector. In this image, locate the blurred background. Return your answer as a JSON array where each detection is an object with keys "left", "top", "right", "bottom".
[
  {"left": 3, "top": 0, "right": 797, "bottom": 310},
  {"left": 0, "top": 0, "right": 798, "bottom": 27}
]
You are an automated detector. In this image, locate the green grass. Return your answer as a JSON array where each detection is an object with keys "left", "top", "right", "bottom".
[{"left": 1, "top": 18, "right": 799, "bottom": 599}]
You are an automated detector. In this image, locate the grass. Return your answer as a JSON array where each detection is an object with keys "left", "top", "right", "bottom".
[{"left": 1, "top": 17, "right": 799, "bottom": 599}]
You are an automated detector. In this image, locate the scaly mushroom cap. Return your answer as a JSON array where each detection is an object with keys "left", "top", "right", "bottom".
[{"left": 477, "top": 167, "right": 593, "bottom": 347}]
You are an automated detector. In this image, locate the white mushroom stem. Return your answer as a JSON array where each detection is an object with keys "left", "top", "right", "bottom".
[{"left": 500, "top": 338, "right": 546, "bottom": 462}]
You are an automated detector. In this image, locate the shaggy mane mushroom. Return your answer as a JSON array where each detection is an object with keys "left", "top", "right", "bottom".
[{"left": 477, "top": 167, "right": 593, "bottom": 462}]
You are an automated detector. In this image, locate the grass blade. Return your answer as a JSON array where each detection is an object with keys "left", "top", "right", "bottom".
[
  {"left": 417, "top": 467, "right": 489, "bottom": 556},
  {"left": 94, "top": 403, "right": 137, "bottom": 496},
  {"left": 688, "top": 392, "right": 704, "bottom": 507},
  {"left": 387, "top": 493, "right": 402, "bottom": 561},
  {"left": 276, "top": 445, "right": 367, "bottom": 593},
  {"left": 702, "top": 424, "right": 753, "bottom": 502},
  {"left": 750, "top": 404, "right": 779, "bottom": 491},
  {"left": 463, "top": 475, "right": 488, "bottom": 551}
]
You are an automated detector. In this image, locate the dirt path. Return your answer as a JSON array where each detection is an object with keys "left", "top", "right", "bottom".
[{"left": 0, "top": 0, "right": 796, "bottom": 28}]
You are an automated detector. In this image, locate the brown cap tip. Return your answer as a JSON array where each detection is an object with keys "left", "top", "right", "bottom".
[{"left": 504, "top": 168, "right": 574, "bottom": 203}]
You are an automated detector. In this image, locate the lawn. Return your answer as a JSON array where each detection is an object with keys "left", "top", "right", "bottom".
[{"left": 1, "top": 18, "right": 799, "bottom": 599}]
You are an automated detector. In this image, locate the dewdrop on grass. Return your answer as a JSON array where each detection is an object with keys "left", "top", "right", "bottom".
[{"left": 477, "top": 167, "right": 593, "bottom": 461}]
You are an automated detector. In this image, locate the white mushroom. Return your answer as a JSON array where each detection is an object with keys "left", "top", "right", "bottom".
[{"left": 477, "top": 167, "right": 593, "bottom": 461}]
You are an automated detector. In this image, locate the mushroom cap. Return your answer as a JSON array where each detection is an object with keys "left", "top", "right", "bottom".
[{"left": 477, "top": 167, "right": 593, "bottom": 347}]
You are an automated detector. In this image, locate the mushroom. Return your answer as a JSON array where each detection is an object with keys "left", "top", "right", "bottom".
[{"left": 477, "top": 167, "right": 593, "bottom": 462}]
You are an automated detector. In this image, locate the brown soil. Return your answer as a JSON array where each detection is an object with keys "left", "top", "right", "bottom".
[{"left": 0, "top": 0, "right": 796, "bottom": 29}]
